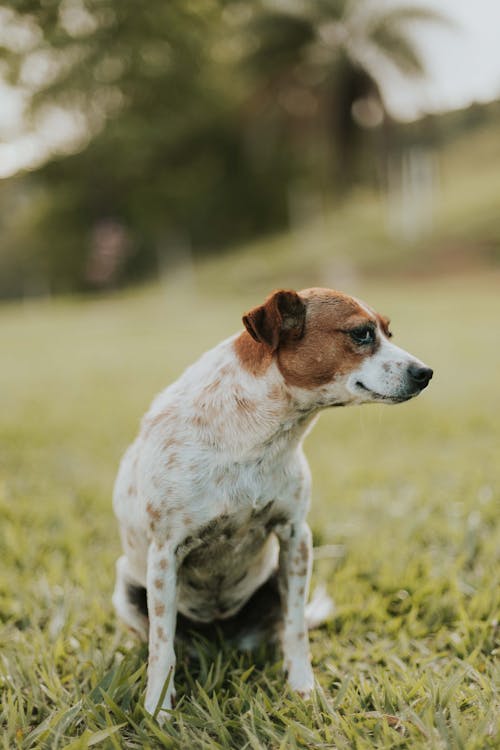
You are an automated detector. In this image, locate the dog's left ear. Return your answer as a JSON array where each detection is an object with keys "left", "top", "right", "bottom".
[{"left": 242, "top": 290, "right": 306, "bottom": 351}]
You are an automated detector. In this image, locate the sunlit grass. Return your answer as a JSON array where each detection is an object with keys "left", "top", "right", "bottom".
[{"left": 0, "top": 266, "right": 499, "bottom": 748}]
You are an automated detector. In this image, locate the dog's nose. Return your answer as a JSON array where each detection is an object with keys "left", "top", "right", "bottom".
[{"left": 408, "top": 363, "right": 433, "bottom": 389}]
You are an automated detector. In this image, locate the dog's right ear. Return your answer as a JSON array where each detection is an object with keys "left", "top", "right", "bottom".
[{"left": 242, "top": 290, "right": 306, "bottom": 352}]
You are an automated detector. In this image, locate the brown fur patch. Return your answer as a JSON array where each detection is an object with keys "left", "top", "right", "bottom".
[
  {"left": 154, "top": 578, "right": 164, "bottom": 590},
  {"left": 233, "top": 331, "right": 273, "bottom": 376},
  {"left": 154, "top": 602, "right": 165, "bottom": 617},
  {"left": 159, "top": 557, "right": 168, "bottom": 570},
  {"left": 277, "top": 289, "right": 376, "bottom": 389}
]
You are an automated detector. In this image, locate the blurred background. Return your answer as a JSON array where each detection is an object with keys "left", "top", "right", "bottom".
[{"left": 0, "top": 0, "right": 499, "bottom": 297}]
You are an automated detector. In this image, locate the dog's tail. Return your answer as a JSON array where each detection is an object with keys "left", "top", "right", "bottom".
[{"left": 305, "top": 584, "right": 335, "bottom": 629}]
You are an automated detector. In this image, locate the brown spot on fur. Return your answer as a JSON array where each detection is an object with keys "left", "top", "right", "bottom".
[
  {"left": 166, "top": 453, "right": 178, "bottom": 468},
  {"left": 159, "top": 557, "right": 168, "bottom": 570},
  {"left": 277, "top": 289, "right": 376, "bottom": 389},
  {"left": 157, "top": 626, "right": 167, "bottom": 641},
  {"left": 127, "top": 484, "right": 136, "bottom": 497},
  {"left": 154, "top": 578, "right": 164, "bottom": 590},
  {"left": 154, "top": 602, "right": 165, "bottom": 617},
  {"left": 142, "top": 407, "right": 175, "bottom": 439},
  {"left": 298, "top": 586, "right": 305, "bottom": 596},
  {"left": 235, "top": 394, "right": 255, "bottom": 413},
  {"left": 146, "top": 501, "right": 161, "bottom": 523},
  {"left": 297, "top": 631, "right": 305, "bottom": 640},
  {"left": 298, "top": 540, "right": 309, "bottom": 562},
  {"left": 192, "top": 413, "right": 207, "bottom": 428},
  {"left": 268, "top": 383, "right": 283, "bottom": 401},
  {"left": 293, "top": 558, "right": 308, "bottom": 576},
  {"left": 183, "top": 515, "right": 192, "bottom": 526},
  {"left": 204, "top": 378, "right": 221, "bottom": 394}
]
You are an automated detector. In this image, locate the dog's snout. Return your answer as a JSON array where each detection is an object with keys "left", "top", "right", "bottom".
[{"left": 407, "top": 363, "right": 433, "bottom": 389}]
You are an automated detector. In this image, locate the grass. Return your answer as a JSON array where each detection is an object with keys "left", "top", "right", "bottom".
[{"left": 0, "top": 261, "right": 499, "bottom": 749}]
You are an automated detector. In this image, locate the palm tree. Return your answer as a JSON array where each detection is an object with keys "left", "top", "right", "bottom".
[{"left": 238, "top": 0, "right": 447, "bottom": 187}]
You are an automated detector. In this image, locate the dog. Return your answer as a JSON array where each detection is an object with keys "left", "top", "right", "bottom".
[{"left": 112, "top": 287, "right": 432, "bottom": 721}]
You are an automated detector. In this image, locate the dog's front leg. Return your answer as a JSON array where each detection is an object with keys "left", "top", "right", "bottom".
[
  {"left": 144, "top": 541, "right": 177, "bottom": 721},
  {"left": 278, "top": 520, "right": 314, "bottom": 697}
]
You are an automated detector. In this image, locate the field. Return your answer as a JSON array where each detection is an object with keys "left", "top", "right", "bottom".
[{"left": 1, "top": 262, "right": 499, "bottom": 749}]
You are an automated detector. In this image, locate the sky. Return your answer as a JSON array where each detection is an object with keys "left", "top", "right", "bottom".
[
  {"left": 380, "top": 0, "right": 500, "bottom": 119},
  {"left": 1, "top": 0, "right": 500, "bottom": 179}
]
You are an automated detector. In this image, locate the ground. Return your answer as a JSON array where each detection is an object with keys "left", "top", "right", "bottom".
[{"left": 0, "top": 265, "right": 499, "bottom": 749}]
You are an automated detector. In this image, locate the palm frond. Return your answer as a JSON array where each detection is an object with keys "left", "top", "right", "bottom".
[
  {"left": 368, "top": 24, "right": 425, "bottom": 77},
  {"left": 365, "top": 5, "right": 452, "bottom": 78},
  {"left": 367, "top": 6, "right": 452, "bottom": 30}
]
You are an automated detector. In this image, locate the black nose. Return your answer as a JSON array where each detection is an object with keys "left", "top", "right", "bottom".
[{"left": 408, "top": 363, "right": 433, "bottom": 389}]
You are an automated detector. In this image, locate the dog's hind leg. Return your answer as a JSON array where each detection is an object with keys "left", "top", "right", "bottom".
[{"left": 112, "top": 555, "right": 149, "bottom": 640}]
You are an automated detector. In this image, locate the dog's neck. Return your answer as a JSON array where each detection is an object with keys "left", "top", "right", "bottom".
[{"left": 203, "top": 336, "right": 319, "bottom": 460}]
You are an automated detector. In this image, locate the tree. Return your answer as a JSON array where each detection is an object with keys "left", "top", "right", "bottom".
[
  {"left": 238, "top": 0, "right": 447, "bottom": 186},
  {"left": 0, "top": 0, "right": 447, "bottom": 295}
]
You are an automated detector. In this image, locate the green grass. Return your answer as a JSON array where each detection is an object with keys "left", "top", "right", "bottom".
[{"left": 1, "top": 265, "right": 499, "bottom": 749}]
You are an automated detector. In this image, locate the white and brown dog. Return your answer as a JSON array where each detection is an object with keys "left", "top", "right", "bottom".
[{"left": 112, "top": 287, "right": 432, "bottom": 720}]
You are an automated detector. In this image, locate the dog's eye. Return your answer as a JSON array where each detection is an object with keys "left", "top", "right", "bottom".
[{"left": 349, "top": 326, "right": 375, "bottom": 345}]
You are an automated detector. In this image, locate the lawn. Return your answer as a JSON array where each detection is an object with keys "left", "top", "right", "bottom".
[{"left": 0, "top": 264, "right": 499, "bottom": 749}]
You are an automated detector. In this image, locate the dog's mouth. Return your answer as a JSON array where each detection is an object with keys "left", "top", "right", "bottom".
[{"left": 355, "top": 381, "right": 411, "bottom": 404}]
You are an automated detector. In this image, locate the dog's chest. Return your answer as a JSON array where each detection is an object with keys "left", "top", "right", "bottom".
[{"left": 175, "top": 501, "right": 288, "bottom": 621}]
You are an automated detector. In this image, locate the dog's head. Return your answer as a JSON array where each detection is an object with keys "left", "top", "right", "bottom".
[{"left": 241, "top": 288, "right": 432, "bottom": 406}]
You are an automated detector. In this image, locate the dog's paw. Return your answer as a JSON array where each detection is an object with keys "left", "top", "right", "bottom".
[
  {"left": 145, "top": 685, "right": 176, "bottom": 723},
  {"left": 286, "top": 660, "right": 315, "bottom": 699}
]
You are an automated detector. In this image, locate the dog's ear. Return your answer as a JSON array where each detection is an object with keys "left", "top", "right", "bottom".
[{"left": 242, "top": 290, "right": 306, "bottom": 351}]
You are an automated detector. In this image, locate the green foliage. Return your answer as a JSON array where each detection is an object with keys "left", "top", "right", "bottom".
[{"left": 0, "top": 261, "right": 499, "bottom": 748}]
